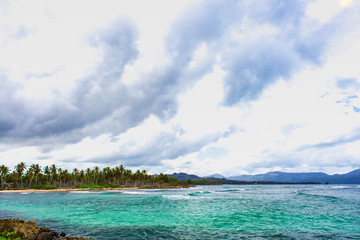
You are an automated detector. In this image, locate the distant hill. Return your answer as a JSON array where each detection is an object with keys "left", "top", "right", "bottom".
[
  {"left": 229, "top": 169, "right": 360, "bottom": 184},
  {"left": 206, "top": 173, "right": 226, "bottom": 179},
  {"left": 169, "top": 169, "right": 360, "bottom": 184},
  {"left": 169, "top": 172, "right": 320, "bottom": 185},
  {"left": 169, "top": 172, "right": 202, "bottom": 181}
]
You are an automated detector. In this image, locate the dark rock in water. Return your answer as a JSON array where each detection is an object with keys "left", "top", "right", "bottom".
[{"left": 0, "top": 219, "right": 93, "bottom": 240}]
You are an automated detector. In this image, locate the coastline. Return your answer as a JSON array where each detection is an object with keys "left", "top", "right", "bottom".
[
  {"left": 0, "top": 219, "right": 93, "bottom": 239},
  {"left": 0, "top": 185, "right": 186, "bottom": 193}
]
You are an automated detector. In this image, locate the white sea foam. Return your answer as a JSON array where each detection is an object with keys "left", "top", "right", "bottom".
[
  {"left": 330, "top": 186, "right": 351, "bottom": 189},
  {"left": 121, "top": 191, "right": 147, "bottom": 195},
  {"left": 20, "top": 192, "right": 31, "bottom": 195},
  {"left": 163, "top": 194, "right": 191, "bottom": 200},
  {"left": 69, "top": 191, "right": 92, "bottom": 194}
]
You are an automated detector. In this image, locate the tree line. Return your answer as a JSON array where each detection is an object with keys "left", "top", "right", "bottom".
[{"left": 0, "top": 162, "right": 179, "bottom": 189}]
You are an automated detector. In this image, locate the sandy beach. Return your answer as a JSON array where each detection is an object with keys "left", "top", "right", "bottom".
[
  {"left": 0, "top": 185, "right": 187, "bottom": 193},
  {"left": 0, "top": 187, "right": 141, "bottom": 193}
]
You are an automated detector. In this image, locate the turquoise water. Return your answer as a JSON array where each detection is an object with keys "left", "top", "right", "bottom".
[{"left": 1, "top": 185, "right": 359, "bottom": 239}]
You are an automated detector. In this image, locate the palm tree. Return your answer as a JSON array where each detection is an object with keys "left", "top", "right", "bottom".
[
  {"left": 58, "top": 168, "right": 63, "bottom": 187},
  {"left": 44, "top": 166, "right": 50, "bottom": 185},
  {"left": 33, "top": 164, "right": 41, "bottom": 185},
  {"left": 25, "top": 165, "right": 35, "bottom": 187},
  {"left": 60, "top": 169, "right": 69, "bottom": 187},
  {"left": 142, "top": 169, "right": 147, "bottom": 185},
  {"left": 124, "top": 169, "right": 132, "bottom": 186},
  {"left": 94, "top": 166, "right": 100, "bottom": 184},
  {"left": 15, "top": 162, "right": 26, "bottom": 188},
  {"left": 79, "top": 170, "right": 85, "bottom": 185},
  {"left": 86, "top": 168, "right": 92, "bottom": 184},
  {"left": 50, "top": 164, "right": 57, "bottom": 185},
  {"left": 72, "top": 168, "right": 79, "bottom": 185},
  {"left": 0, "top": 165, "right": 9, "bottom": 188},
  {"left": 119, "top": 165, "right": 125, "bottom": 185}
]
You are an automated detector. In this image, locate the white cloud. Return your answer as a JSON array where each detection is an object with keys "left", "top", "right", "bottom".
[
  {"left": 1, "top": 0, "right": 360, "bottom": 177},
  {"left": 306, "top": 0, "right": 354, "bottom": 23}
]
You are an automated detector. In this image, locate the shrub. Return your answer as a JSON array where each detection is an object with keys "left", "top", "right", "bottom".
[
  {"left": 30, "top": 185, "right": 56, "bottom": 190},
  {"left": 41, "top": 185, "right": 56, "bottom": 190},
  {"left": 76, "top": 184, "right": 117, "bottom": 189},
  {"left": 0, "top": 231, "right": 22, "bottom": 240}
]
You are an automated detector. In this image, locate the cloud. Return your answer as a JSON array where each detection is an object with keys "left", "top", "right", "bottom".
[
  {"left": 2, "top": 0, "right": 358, "bottom": 144},
  {"left": 1, "top": 0, "right": 360, "bottom": 174},
  {"left": 336, "top": 77, "right": 360, "bottom": 90},
  {"left": 166, "top": 0, "right": 360, "bottom": 105},
  {"left": 1, "top": 21, "right": 137, "bottom": 142},
  {"left": 63, "top": 117, "right": 233, "bottom": 167},
  {"left": 298, "top": 130, "right": 360, "bottom": 150},
  {"left": 197, "top": 147, "right": 228, "bottom": 161}
]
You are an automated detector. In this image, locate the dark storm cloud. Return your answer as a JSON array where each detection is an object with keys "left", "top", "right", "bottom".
[{"left": 0, "top": 73, "right": 26, "bottom": 135}]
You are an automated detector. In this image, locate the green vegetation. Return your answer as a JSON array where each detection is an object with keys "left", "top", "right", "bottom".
[
  {"left": 0, "top": 232, "right": 21, "bottom": 240},
  {"left": 76, "top": 183, "right": 117, "bottom": 189},
  {"left": 30, "top": 185, "right": 57, "bottom": 190},
  {"left": 0, "top": 162, "right": 179, "bottom": 189}
]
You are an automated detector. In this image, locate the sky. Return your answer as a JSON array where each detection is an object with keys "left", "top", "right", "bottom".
[{"left": 0, "top": 0, "right": 360, "bottom": 177}]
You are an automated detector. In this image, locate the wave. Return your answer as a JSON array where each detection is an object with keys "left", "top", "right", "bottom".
[
  {"left": 296, "top": 192, "right": 340, "bottom": 201},
  {"left": 121, "top": 191, "right": 148, "bottom": 195},
  {"left": 330, "top": 186, "right": 351, "bottom": 189},
  {"left": 216, "top": 189, "right": 244, "bottom": 193},
  {"left": 188, "top": 191, "right": 212, "bottom": 196},
  {"left": 162, "top": 194, "right": 191, "bottom": 200},
  {"left": 69, "top": 191, "right": 93, "bottom": 194}
]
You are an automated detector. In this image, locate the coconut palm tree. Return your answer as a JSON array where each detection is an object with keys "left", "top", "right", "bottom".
[
  {"left": 15, "top": 162, "right": 26, "bottom": 188},
  {"left": 44, "top": 166, "right": 50, "bottom": 185},
  {"left": 25, "top": 165, "right": 35, "bottom": 187},
  {"left": 0, "top": 165, "right": 9, "bottom": 188},
  {"left": 79, "top": 170, "right": 85, "bottom": 185},
  {"left": 50, "top": 164, "right": 57, "bottom": 185},
  {"left": 94, "top": 166, "right": 100, "bottom": 184},
  {"left": 33, "top": 164, "right": 41, "bottom": 185},
  {"left": 86, "top": 168, "right": 92, "bottom": 184},
  {"left": 58, "top": 168, "right": 63, "bottom": 186},
  {"left": 72, "top": 168, "right": 79, "bottom": 185}
]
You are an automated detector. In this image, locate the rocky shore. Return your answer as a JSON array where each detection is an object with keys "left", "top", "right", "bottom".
[{"left": 0, "top": 219, "right": 93, "bottom": 240}]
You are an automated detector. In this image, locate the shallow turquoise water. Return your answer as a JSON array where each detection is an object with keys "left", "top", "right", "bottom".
[{"left": 1, "top": 185, "right": 359, "bottom": 239}]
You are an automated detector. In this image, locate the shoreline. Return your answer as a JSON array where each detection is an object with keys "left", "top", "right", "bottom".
[{"left": 0, "top": 185, "right": 187, "bottom": 193}]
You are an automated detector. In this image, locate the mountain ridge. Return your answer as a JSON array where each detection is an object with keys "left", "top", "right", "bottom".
[
  {"left": 170, "top": 168, "right": 360, "bottom": 184},
  {"left": 228, "top": 168, "right": 360, "bottom": 184}
]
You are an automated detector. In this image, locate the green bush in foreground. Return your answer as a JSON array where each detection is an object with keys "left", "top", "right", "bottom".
[
  {"left": 76, "top": 183, "right": 117, "bottom": 189},
  {"left": 0, "top": 231, "right": 22, "bottom": 240}
]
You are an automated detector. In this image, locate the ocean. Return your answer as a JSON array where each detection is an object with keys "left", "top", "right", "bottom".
[{"left": 1, "top": 184, "right": 359, "bottom": 239}]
